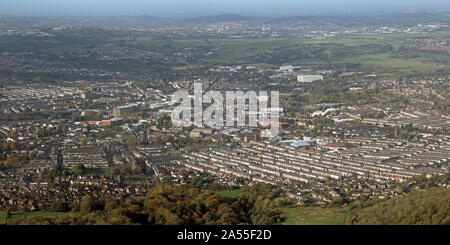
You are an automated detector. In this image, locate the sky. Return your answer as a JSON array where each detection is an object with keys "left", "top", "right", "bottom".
[{"left": 0, "top": 0, "right": 449, "bottom": 17}]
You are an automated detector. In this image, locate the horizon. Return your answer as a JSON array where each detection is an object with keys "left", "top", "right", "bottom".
[
  {"left": 0, "top": 10, "right": 449, "bottom": 20},
  {"left": 0, "top": 0, "right": 449, "bottom": 17}
]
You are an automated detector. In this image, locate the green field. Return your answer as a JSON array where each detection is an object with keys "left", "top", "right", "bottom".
[
  {"left": 0, "top": 210, "right": 61, "bottom": 225},
  {"left": 130, "top": 36, "right": 448, "bottom": 73},
  {"left": 43, "top": 43, "right": 92, "bottom": 53},
  {"left": 4, "top": 33, "right": 442, "bottom": 73},
  {"left": 214, "top": 189, "right": 246, "bottom": 203},
  {"left": 132, "top": 37, "right": 300, "bottom": 64},
  {"left": 281, "top": 207, "right": 347, "bottom": 225},
  {"left": 132, "top": 38, "right": 211, "bottom": 50},
  {"left": 341, "top": 53, "right": 444, "bottom": 72}
]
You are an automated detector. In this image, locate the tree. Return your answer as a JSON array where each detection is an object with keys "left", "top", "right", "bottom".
[
  {"left": 105, "top": 200, "right": 120, "bottom": 212},
  {"left": 127, "top": 135, "right": 138, "bottom": 150},
  {"left": 9, "top": 130, "right": 19, "bottom": 138},
  {"left": 71, "top": 163, "right": 86, "bottom": 176},
  {"left": 80, "top": 195, "right": 95, "bottom": 214},
  {"left": 4, "top": 156, "right": 20, "bottom": 168},
  {"left": 49, "top": 163, "right": 63, "bottom": 179},
  {"left": 4, "top": 208, "right": 11, "bottom": 224},
  {"left": 50, "top": 201, "right": 70, "bottom": 212}
]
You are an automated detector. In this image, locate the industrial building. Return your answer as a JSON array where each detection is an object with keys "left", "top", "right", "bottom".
[{"left": 297, "top": 74, "right": 324, "bottom": 83}]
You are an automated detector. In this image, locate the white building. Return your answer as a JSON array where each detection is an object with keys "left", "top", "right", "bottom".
[{"left": 297, "top": 74, "right": 323, "bottom": 83}]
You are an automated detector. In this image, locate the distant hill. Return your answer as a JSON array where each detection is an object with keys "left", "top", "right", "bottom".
[
  {"left": 344, "top": 187, "right": 450, "bottom": 225},
  {"left": 135, "top": 15, "right": 159, "bottom": 23},
  {"left": 187, "top": 14, "right": 252, "bottom": 23}
]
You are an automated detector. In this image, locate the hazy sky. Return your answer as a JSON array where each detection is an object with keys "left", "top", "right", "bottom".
[{"left": 0, "top": 0, "right": 449, "bottom": 17}]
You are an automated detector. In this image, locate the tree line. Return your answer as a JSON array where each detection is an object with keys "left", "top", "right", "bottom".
[{"left": 5, "top": 183, "right": 287, "bottom": 225}]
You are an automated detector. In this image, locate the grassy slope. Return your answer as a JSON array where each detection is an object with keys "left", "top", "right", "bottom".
[
  {"left": 0, "top": 211, "right": 61, "bottom": 225},
  {"left": 281, "top": 207, "right": 347, "bottom": 225},
  {"left": 281, "top": 187, "right": 450, "bottom": 225},
  {"left": 345, "top": 187, "right": 450, "bottom": 225},
  {"left": 214, "top": 189, "right": 246, "bottom": 203},
  {"left": 2, "top": 188, "right": 448, "bottom": 225}
]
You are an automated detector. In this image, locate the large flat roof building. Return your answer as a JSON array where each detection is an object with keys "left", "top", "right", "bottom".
[
  {"left": 112, "top": 104, "right": 138, "bottom": 117},
  {"left": 297, "top": 74, "right": 323, "bottom": 83}
]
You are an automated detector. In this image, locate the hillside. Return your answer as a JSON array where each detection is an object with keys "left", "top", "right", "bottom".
[
  {"left": 2, "top": 183, "right": 286, "bottom": 225},
  {"left": 344, "top": 187, "right": 450, "bottom": 225}
]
